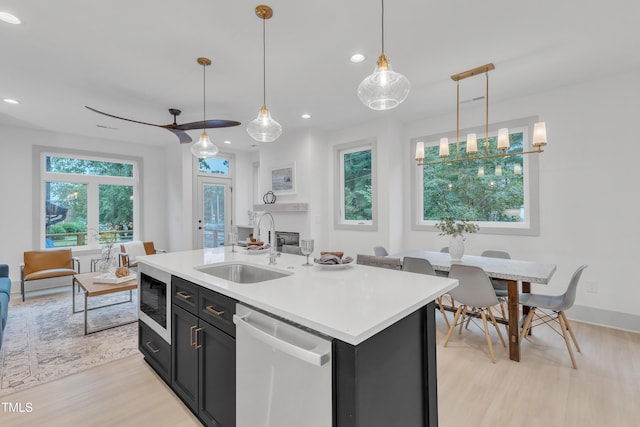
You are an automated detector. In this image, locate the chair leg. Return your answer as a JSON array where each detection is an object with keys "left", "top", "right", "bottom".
[
  {"left": 458, "top": 306, "right": 468, "bottom": 335},
  {"left": 481, "top": 311, "right": 496, "bottom": 364},
  {"left": 559, "top": 311, "right": 581, "bottom": 353},
  {"left": 436, "top": 297, "right": 450, "bottom": 327},
  {"left": 558, "top": 312, "right": 578, "bottom": 369},
  {"left": 487, "top": 307, "right": 506, "bottom": 348},
  {"left": 520, "top": 307, "right": 536, "bottom": 342},
  {"left": 444, "top": 306, "right": 464, "bottom": 347}
]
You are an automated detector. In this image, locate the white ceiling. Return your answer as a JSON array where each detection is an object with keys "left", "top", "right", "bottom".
[{"left": 1, "top": 0, "right": 638, "bottom": 151}]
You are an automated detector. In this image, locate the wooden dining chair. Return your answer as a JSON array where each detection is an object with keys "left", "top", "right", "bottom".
[
  {"left": 444, "top": 264, "right": 506, "bottom": 363},
  {"left": 520, "top": 265, "right": 588, "bottom": 369},
  {"left": 402, "top": 257, "right": 450, "bottom": 327}
]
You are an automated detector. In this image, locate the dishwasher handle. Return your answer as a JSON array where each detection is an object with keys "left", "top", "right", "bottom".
[{"left": 233, "top": 314, "right": 331, "bottom": 367}]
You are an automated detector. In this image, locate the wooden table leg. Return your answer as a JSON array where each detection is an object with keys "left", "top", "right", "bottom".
[
  {"left": 507, "top": 279, "right": 520, "bottom": 361},
  {"left": 521, "top": 281, "right": 531, "bottom": 335}
]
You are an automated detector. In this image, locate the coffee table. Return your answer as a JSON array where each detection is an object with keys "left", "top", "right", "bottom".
[{"left": 72, "top": 272, "right": 138, "bottom": 335}]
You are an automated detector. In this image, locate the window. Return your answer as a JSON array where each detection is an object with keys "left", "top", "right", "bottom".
[
  {"left": 334, "top": 139, "right": 377, "bottom": 230},
  {"left": 38, "top": 148, "right": 140, "bottom": 249},
  {"left": 412, "top": 117, "right": 540, "bottom": 235},
  {"left": 198, "top": 155, "right": 231, "bottom": 176}
]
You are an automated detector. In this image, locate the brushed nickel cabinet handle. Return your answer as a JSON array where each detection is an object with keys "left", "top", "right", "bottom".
[
  {"left": 205, "top": 305, "right": 225, "bottom": 316},
  {"left": 177, "top": 291, "right": 192, "bottom": 300},
  {"left": 145, "top": 341, "right": 160, "bottom": 354},
  {"left": 190, "top": 325, "right": 197, "bottom": 347},
  {"left": 194, "top": 327, "right": 203, "bottom": 349}
]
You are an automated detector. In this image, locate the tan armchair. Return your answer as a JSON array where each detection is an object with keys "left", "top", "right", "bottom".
[
  {"left": 21, "top": 249, "right": 80, "bottom": 301},
  {"left": 119, "top": 241, "right": 164, "bottom": 268}
]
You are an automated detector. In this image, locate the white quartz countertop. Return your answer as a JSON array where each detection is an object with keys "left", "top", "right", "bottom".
[{"left": 138, "top": 248, "right": 457, "bottom": 345}]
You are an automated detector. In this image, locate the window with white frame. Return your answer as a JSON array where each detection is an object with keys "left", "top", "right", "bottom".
[
  {"left": 412, "top": 117, "right": 540, "bottom": 235},
  {"left": 38, "top": 149, "right": 140, "bottom": 249},
  {"left": 334, "top": 139, "right": 377, "bottom": 230}
]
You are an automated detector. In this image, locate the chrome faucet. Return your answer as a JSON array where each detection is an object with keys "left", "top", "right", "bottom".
[{"left": 254, "top": 212, "right": 279, "bottom": 265}]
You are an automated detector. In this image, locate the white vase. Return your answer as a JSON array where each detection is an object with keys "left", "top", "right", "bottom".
[{"left": 449, "top": 234, "right": 464, "bottom": 261}]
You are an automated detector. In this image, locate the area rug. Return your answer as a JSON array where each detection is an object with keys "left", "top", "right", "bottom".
[{"left": 0, "top": 286, "right": 139, "bottom": 396}]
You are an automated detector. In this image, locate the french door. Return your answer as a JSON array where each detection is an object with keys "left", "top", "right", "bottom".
[{"left": 196, "top": 176, "right": 231, "bottom": 249}]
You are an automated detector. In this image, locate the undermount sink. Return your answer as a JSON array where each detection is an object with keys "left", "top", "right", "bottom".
[{"left": 197, "top": 263, "right": 290, "bottom": 284}]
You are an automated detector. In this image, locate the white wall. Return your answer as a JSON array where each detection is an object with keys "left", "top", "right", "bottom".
[
  {"left": 0, "top": 125, "right": 168, "bottom": 289},
  {"left": 252, "top": 128, "right": 329, "bottom": 253},
  {"left": 325, "top": 118, "right": 405, "bottom": 258},
  {"left": 403, "top": 69, "right": 640, "bottom": 327}
]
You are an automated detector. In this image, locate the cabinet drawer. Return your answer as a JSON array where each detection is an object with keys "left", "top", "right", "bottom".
[
  {"left": 172, "top": 276, "right": 198, "bottom": 314},
  {"left": 139, "top": 321, "right": 171, "bottom": 384},
  {"left": 198, "top": 287, "right": 236, "bottom": 337}
]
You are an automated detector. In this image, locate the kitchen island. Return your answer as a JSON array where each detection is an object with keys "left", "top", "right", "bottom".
[{"left": 137, "top": 248, "right": 457, "bottom": 427}]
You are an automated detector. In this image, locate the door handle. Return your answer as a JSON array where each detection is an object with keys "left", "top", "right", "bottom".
[
  {"left": 205, "top": 305, "right": 225, "bottom": 316},
  {"left": 177, "top": 291, "right": 192, "bottom": 300},
  {"left": 194, "top": 327, "right": 203, "bottom": 349},
  {"left": 190, "top": 325, "right": 197, "bottom": 348},
  {"left": 145, "top": 341, "right": 160, "bottom": 354}
]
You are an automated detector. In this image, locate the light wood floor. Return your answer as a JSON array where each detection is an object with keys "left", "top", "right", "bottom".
[{"left": 1, "top": 316, "right": 639, "bottom": 427}]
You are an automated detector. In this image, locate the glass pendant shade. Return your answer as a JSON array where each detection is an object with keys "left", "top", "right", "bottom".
[
  {"left": 439, "top": 138, "right": 450, "bottom": 157},
  {"left": 477, "top": 166, "right": 485, "bottom": 177},
  {"left": 495, "top": 164, "right": 502, "bottom": 176},
  {"left": 532, "top": 122, "right": 547, "bottom": 147},
  {"left": 358, "top": 54, "right": 410, "bottom": 110},
  {"left": 247, "top": 105, "right": 282, "bottom": 143},
  {"left": 466, "top": 133, "right": 478, "bottom": 154},
  {"left": 415, "top": 141, "right": 425, "bottom": 160},
  {"left": 514, "top": 164, "right": 522, "bottom": 175},
  {"left": 190, "top": 130, "right": 219, "bottom": 158},
  {"left": 497, "top": 128, "right": 510, "bottom": 150}
]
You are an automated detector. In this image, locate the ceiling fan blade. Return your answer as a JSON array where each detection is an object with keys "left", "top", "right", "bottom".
[
  {"left": 172, "top": 119, "right": 242, "bottom": 131},
  {"left": 166, "top": 129, "right": 193, "bottom": 144},
  {"left": 85, "top": 106, "right": 164, "bottom": 128}
]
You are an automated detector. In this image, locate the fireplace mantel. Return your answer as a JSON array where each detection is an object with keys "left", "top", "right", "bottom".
[{"left": 253, "top": 203, "right": 308, "bottom": 212}]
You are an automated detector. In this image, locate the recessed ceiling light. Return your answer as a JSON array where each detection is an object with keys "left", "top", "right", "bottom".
[
  {"left": 3, "top": 98, "right": 20, "bottom": 105},
  {"left": 0, "top": 12, "right": 21, "bottom": 25},
  {"left": 223, "top": 140, "right": 231, "bottom": 144},
  {"left": 350, "top": 53, "right": 366, "bottom": 63},
  {"left": 301, "top": 113, "right": 311, "bottom": 119}
]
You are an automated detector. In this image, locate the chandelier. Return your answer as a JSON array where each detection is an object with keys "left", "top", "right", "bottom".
[{"left": 415, "top": 63, "right": 547, "bottom": 166}]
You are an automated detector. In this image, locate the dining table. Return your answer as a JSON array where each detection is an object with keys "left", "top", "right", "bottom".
[{"left": 393, "top": 250, "right": 557, "bottom": 362}]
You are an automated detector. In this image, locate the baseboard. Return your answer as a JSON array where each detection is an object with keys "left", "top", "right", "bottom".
[
  {"left": 567, "top": 304, "right": 640, "bottom": 334},
  {"left": 7, "top": 277, "right": 75, "bottom": 297}
]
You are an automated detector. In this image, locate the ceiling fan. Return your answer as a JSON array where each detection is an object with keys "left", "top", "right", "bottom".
[{"left": 85, "top": 106, "right": 241, "bottom": 144}]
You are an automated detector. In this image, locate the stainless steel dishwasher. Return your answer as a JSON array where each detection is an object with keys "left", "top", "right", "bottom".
[{"left": 233, "top": 304, "right": 333, "bottom": 427}]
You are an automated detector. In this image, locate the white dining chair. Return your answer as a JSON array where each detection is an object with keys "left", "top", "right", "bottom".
[
  {"left": 444, "top": 264, "right": 506, "bottom": 363},
  {"left": 520, "top": 265, "right": 588, "bottom": 369},
  {"left": 356, "top": 254, "right": 401, "bottom": 270},
  {"left": 402, "top": 257, "right": 450, "bottom": 327},
  {"left": 373, "top": 246, "right": 389, "bottom": 257},
  {"left": 481, "top": 249, "right": 511, "bottom": 323}
]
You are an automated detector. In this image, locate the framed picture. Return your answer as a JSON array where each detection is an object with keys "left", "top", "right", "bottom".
[{"left": 271, "top": 163, "right": 296, "bottom": 195}]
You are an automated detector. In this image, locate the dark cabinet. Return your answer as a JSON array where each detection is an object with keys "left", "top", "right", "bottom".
[
  {"left": 171, "top": 277, "right": 236, "bottom": 427},
  {"left": 138, "top": 320, "right": 171, "bottom": 384}
]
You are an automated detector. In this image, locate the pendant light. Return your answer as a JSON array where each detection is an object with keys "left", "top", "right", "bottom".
[
  {"left": 358, "top": 0, "right": 410, "bottom": 110},
  {"left": 190, "top": 57, "right": 220, "bottom": 159},
  {"left": 247, "top": 5, "right": 282, "bottom": 143}
]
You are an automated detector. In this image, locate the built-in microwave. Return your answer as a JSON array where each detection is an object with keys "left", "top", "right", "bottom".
[{"left": 138, "top": 263, "right": 172, "bottom": 343}]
